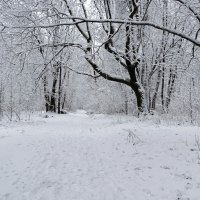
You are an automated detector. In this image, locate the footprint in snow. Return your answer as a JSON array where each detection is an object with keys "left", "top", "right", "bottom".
[
  {"left": 185, "top": 182, "right": 193, "bottom": 190},
  {"left": 160, "top": 165, "right": 171, "bottom": 170}
]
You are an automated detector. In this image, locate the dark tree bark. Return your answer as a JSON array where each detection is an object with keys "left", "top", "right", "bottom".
[
  {"left": 58, "top": 64, "right": 62, "bottom": 114},
  {"left": 43, "top": 76, "right": 50, "bottom": 112},
  {"left": 161, "top": 66, "right": 165, "bottom": 112},
  {"left": 166, "top": 67, "right": 177, "bottom": 110},
  {"left": 130, "top": 82, "right": 146, "bottom": 113},
  {"left": 49, "top": 66, "right": 59, "bottom": 112}
]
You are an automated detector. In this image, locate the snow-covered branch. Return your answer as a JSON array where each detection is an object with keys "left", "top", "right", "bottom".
[{"left": 4, "top": 17, "right": 200, "bottom": 47}]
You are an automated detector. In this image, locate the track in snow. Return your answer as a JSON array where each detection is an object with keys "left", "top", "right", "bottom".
[{"left": 0, "top": 112, "right": 200, "bottom": 200}]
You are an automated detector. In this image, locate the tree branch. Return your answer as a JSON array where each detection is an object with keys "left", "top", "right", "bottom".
[
  {"left": 173, "top": 0, "right": 200, "bottom": 23},
  {"left": 85, "top": 54, "right": 131, "bottom": 86},
  {"left": 7, "top": 17, "right": 200, "bottom": 47},
  {"left": 65, "top": 65, "right": 100, "bottom": 79}
]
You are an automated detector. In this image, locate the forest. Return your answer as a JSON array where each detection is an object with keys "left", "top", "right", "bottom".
[
  {"left": 0, "top": 0, "right": 199, "bottom": 123},
  {"left": 1, "top": 1, "right": 200, "bottom": 200}
]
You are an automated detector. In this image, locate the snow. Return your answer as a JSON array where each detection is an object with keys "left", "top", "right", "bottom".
[{"left": 0, "top": 111, "right": 200, "bottom": 200}]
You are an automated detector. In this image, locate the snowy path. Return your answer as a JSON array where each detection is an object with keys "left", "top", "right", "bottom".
[{"left": 0, "top": 112, "right": 200, "bottom": 200}]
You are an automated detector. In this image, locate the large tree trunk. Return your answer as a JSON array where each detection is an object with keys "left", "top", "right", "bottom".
[
  {"left": 130, "top": 82, "right": 146, "bottom": 114},
  {"left": 128, "top": 60, "right": 147, "bottom": 115}
]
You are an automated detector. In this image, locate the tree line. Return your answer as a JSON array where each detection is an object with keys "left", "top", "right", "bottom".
[{"left": 0, "top": 0, "right": 199, "bottom": 120}]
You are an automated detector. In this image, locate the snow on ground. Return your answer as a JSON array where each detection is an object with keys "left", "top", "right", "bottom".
[{"left": 0, "top": 111, "right": 200, "bottom": 200}]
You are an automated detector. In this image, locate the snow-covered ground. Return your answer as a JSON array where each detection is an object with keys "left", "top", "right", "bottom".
[{"left": 0, "top": 111, "right": 200, "bottom": 200}]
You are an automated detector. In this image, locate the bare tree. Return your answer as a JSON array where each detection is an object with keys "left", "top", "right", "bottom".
[{"left": 1, "top": 0, "right": 200, "bottom": 116}]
